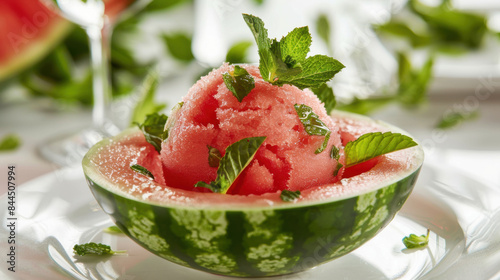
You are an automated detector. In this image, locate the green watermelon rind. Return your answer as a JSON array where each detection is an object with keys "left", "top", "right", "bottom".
[{"left": 82, "top": 111, "right": 424, "bottom": 277}]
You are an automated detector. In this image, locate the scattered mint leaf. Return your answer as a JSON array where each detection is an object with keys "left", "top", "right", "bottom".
[
  {"left": 162, "top": 32, "right": 194, "bottom": 62},
  {"left": 103, "top": 226, "right": 123, "bottom": 234},
  {"left": 136, "top": 113, "right": 168, "bottom": 153},
  {"left": 73, "top": 242, "right": 127, "bottom": 256},
  {"left": 243, "top": 14, "right": 344, "bottom": 89},
  {"left": 436, "top": 110, "right": 479, "bottom": 129},
  {"left": 375, "top": 21, "right": 430, "bottom": 48},
  {"left": 338, "top": 96, "right": 394, "bottom": 115},
  {"left": 0, "top": 134, "right": 21, "bottom": 152},
  {"left": 403, "top": 229, "right": 430, "bottom": 249},
  {"left": 222, "top": 65, "right": 255, "bottom": 102},
  {"left": 344, "top": 132, "right": 418, "bottom": 168},
  {"left": 280, "top": 190, "right": 301, "bottom": 202},
  {"left": 130, "top": 164, "right": 155, "bottom": 179},
  {"left": 130, "top": 70, "right": 166, "bottom": 126},
  {"left": 311, "top": 83, "right": 336, "bottom": 115},
  {"left": 316, "top": 14, "right": 332, "bottom": 51},
  {"left": 195, "top": 137, "right": 266, "bottom": 194},
  {"left": 409, "top": 0, "right": 487, "bottom": 49},
  {"left": 207, "top": 145, "right": 222, "bottom": 168},
  {"left": 397, "top": 53, "right": 434, "bottom": 108},
  {"left": 225, "top": 41, "right": 253, "bottom": 64},
  {"left": 294, "top": 104, "right": 331, "bottom": 154}
]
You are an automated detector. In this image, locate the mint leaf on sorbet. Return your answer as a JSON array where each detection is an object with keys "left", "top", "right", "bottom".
[
  {"left": 243, "top": 14, "right": 344, "bottom": 89},
  {"left": 195, "top": 137, "right": 266, "bottom": 194},
  {"left": 130, "top": 164, "right": 155, "bottom": 179},
  {"left": 280, "top": 190, "right": 301, "bottom": 202},
  {"left": 222, "top": 65, "right": 255, "bottom": 102},
  {"left": 136, "top": 113, "right": 168, "bottom": 153},
  {"left": 344, "top": 132, "right": 417, "bottom": 168},
  {"left": 403, "top": 229, "right": 430, "bottom": 249},
  {"left": 294, "top": 104, "right": 331, "bottom": 154}
]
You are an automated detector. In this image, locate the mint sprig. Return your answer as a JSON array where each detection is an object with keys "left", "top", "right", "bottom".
[
  {"left": 130, "top": 164, "right": 155, "bottom": 179},
  {"left": 195, "top": 137, "right": 266, "bottom": 194},
  {"left": 136, "top": 113, "right": 168, "bottom": 153},
  {"left": 294, "top": 104, "right": 331, "bottom": 154},
  {"left": 344, "top": 132, "right": 417, "bottom": 168},
  {"left": 243, "top": 14, "right": 344, "bottom": 90},
  {"left": 222, "top": 65, "right": 255, "bottom": 102}
]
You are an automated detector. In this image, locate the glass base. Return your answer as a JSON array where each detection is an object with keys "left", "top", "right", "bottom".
[{"left": 38, "top": 122, "right": 120, "bottom": 167}]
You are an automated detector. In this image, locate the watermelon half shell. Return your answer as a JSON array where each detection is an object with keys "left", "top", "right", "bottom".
[{"left": 82, "top": 111, "right": 424, "bottom": 277}]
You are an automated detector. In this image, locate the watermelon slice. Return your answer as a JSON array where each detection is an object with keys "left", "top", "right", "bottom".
[
  {"left": 82, "top": 110, "right": 424, "bottom": 277},
  {"left": 0, "top": 0, "right": 133, "bottom": 82}
]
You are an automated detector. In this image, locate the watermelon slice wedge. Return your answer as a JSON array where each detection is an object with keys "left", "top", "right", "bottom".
[
  {"left": 82, "top": 110, "right": 424, "bottom": 277},
  {"left": 0, "top": 0, "right": 133, "bottom": 82}
]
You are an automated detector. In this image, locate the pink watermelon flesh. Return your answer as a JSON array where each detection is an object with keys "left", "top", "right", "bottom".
[
  {"left": 88, "top": 110, "right": 422, "bottom": 206},
  {"left": 160, "top": 64, "right": 343, "bottom": 195}
]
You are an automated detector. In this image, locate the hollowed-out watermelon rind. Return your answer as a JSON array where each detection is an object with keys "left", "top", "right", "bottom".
[{"left": 82, "top": 110, "right": 424, "bottom": 277}]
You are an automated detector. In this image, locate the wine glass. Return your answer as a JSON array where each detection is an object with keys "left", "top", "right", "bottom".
[{"left": 38, "top": 0, "right": 143, "bottom": 167}]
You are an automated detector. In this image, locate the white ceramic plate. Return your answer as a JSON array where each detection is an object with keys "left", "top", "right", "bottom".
[{"left": 1, "top": 163, "right": 500, "bottom": 280}]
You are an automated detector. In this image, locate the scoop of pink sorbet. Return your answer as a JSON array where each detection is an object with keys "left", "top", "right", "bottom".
[{"left": 160, "top": 64, "right": 343, "bottom": 195}]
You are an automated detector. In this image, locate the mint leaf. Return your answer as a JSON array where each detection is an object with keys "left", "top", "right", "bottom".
[
  {"left": 403, "top": 229, "right": 430, "bottom": 249},
  {"left": 73, "top": 242, "right": 127, "bottom": 256},
  {"left": 130, "top": 70, "right": 166, "bottom": 126},
  {"left": 207, "top": 145, "right": 222, "bottom": 167},
  {"left": 338, "top": 96, "right": 394, "bottom": 115},
  {"left": 435, "top": 110, "right": 479, "bottom": 129},
  {"left": 375, "top": 21, "right": 431, "bottom": 48},
  {"left": 103, "top": 226, "right": 123, "bottom": 234},
  {"left": 130, "top": 164, "right": 155, "bottom": 179},
  {"left": 316, "top": 14, "right": 332, "bottom": 51},
  {"left": 195, "top": 137, "right": 266, "bottom": 194},
  {"left": 0, "top": 134, "right": 21, "bottom": 152},
  {"left": 333, "top": 162, "right": 343, "bottom": 177},
  {"left": 294, "top": 104, "right": 331, "bottom": 154},
  {"left": 344, "top": 132, "right": 418, "bottom": 168},
  {"left": 162, "top": 32, "right": 194, "bottom": 62},
  {"left": 409, "top": 0, "right": 487, "bottom": 49},
  {"left": 225, "top": 40, "right": 253, "bottom": 64},
  {"left": 243, "top": 14, "right": 344, "bottom": 89},
  {"left": 272, "top": 55, "right": 344, "bottom": 89},
  {"left": 280, "top": 26, "right": 311, "bottom": 67},
  {"left": 397, "top": 53, "right": 434, "bottom": 108},
  {"left": 136, "top": 113, "right": 168, "bottom": 153},
  {"left": 243, "top": 14, "right": 274, "bottom": 82},
  {"left": 330, "top": 145, "right": 340, "bottom": 160},
  {"left": 311, "top": 83, "right": 336, "bottom": 114},
  {"left": 280, "top": 190, "right": 301, "bottom": 202},
  {"left": 222, "top": 65, "right": 255, "bottom": 102}
]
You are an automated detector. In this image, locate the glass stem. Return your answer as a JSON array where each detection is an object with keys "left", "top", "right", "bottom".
[{"left": 86, "top": 24, "right": 110, "bottom": 131}]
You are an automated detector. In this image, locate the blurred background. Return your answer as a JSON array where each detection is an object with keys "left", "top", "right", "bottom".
[{"left": 0, "top": 0, "right": 499, "bottom": 188}]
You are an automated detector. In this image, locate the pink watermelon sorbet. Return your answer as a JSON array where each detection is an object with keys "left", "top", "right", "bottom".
[{"left": 160, "top": 64, "right": 343, "bottom": 195}]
